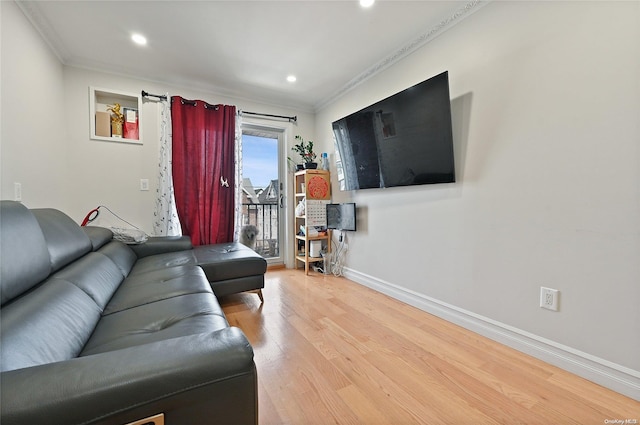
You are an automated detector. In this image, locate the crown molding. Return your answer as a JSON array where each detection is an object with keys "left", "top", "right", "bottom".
[
  {"left": 15, "top": 0, "right": 315, "bottom": 114},
  {"left": 15, "top": 0, "right": 70, "bottom": 64},
  {"left": 15, "top": 0, "right": 487, "bottom": 115},
  {"left": 314, "top": 0, "right": 489, "bottom": 112}
]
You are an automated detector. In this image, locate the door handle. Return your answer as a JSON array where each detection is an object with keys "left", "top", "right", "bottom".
[{"left": 279, "top": 194, "right": 284, "bottom": 209}]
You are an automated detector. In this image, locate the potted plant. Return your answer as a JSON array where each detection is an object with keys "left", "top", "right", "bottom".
[{"left": 292, "top": 135, "right": 317, "bottom": 169}]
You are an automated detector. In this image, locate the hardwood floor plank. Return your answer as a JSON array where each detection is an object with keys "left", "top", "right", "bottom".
[
  {"left": 220, "top": 270, "right": 640, "bottom": 424},
  {"left": 362, "top": 348, "right": 505, "bottom": 425},
  {"left": 336, "top": 384, "right": 393, "bottom": 425},
  {"left": 546, "top": 369, "right": 640, "bottom": 417}
]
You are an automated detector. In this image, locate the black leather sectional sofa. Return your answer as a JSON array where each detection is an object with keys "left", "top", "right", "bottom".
[{"left": 0, "top": 200, "right": 265, "bottom": 425}]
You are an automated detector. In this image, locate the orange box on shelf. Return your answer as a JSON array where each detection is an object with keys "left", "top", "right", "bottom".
[{"left": 95, "top": 111, "right": 111, "bottom": 137}]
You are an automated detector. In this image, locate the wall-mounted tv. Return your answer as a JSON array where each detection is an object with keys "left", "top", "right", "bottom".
[
  {"left": 326, "top": 203, "right": 356, "bottom": 231},
  {"left": 332, "top": 71, "right": 455, "bottom": 190}
]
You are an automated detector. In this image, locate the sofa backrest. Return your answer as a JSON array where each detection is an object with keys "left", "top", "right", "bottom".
[
  {"left": 31, "top": 208, "right": 93, "bottom": 273},
  {"left": 52, "top": 252, "right": 127, "bottom": 309},
  {"left": 0, "top": 201, "right": 52, "bottom": 306},
  {"left": 83, "top": 225, "right": 115, "bottom": 250},
  {"left": 0, "top": 201, "right": 135, "bottom": 372},
  {"left": 97, "top": 240, "right": 139, "bottom": 276},
  {"left": 1, "top": 278, "right": 103, "bottom": 371}
]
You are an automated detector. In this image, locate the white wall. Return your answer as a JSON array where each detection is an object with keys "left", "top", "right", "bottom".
[
  {"left": 1, "top": 0, "right": 69, "bottom": 207},
  {"left": 316, "top": 0, "right": 639, "bottom": 384}
]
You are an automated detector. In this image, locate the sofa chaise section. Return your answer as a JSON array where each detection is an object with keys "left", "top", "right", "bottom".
[{"left": 130, "top": 238, "right": 267, "bottom": 301}]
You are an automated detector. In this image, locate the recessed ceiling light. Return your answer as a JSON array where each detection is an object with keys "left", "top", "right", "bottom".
[
  {"left": 360, "top": 0, "right": 375, "bottom": 8},
  {"left": 286, "top": 75, "right": 297, "bottom": 83},
  {"left": 131, "top": 33, "right": 147, "bottom": 46}
]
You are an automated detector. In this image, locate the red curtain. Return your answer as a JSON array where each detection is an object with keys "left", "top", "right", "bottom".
[{"left": 171, "top": 96, "right": 236, "bottom": 246}]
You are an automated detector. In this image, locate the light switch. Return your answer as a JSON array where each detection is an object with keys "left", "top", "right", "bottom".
[{"left": 140, "top": 179, "right": 149, "bottom": 191}]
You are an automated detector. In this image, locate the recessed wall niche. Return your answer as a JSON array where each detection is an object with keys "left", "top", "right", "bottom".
[{"left": 89, "top": 87, "right": 142, "bottom": 144}]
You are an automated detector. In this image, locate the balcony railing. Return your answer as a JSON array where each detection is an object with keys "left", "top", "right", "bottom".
[{"left": 242, "top": 203, "right": 279, "bottom": 258}]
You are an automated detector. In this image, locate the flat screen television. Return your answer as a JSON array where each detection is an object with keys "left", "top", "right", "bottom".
[
  {"left": 326, "top": 203, "right": 356, "bottom": 231},
  {"left": 332, "top": 71, "right": 455, "bottom": 190}
]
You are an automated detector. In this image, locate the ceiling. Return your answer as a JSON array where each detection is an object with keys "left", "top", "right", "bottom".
[{"left": 18, "top": 0, "right": 481, "bottom": 112}]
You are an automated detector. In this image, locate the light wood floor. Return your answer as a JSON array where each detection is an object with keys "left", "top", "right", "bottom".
[{"left": 220, "top": 269, "right": 639, "bottom": 425}]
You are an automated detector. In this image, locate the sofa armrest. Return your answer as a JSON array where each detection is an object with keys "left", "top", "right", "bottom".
[
  {"left": 129, "top": 235, "right": 193, "bottom": 258},
  {"left": 1, "top": 328, "right": 257, "bottom": 425}
]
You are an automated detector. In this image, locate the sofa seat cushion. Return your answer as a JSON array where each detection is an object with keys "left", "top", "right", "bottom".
[
  {"left": 103, "top": 265, "right": 213, "bottom": 315},
  {"left": 129, "top": 250, "right": 198, "bottom": 276},
  {"left": 81, "top": 293, "right": 228, "bottom": 357}
]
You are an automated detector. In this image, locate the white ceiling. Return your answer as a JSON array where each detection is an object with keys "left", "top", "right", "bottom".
[{"left": 18, "top": 0, "right": 481, "bottom": 111}]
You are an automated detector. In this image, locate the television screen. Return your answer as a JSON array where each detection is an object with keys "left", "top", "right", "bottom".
[
  {"left": 332, "top": 71, "right": 455, "bottom": 190},
  {"left": 326, "top": 203, "right": 356, "bottom": 231}
]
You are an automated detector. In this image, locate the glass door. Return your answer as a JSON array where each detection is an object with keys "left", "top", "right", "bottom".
[{"left": 240, "top": 125, "right": 285, "bottom": 265}]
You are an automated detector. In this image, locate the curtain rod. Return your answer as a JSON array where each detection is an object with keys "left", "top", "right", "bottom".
[
  {"left": 141, "top": 90, "right": 168, "bottom": 101},
  {"left": 142, "top": 92, "right": 295, "bottom": 121},
  {"left": 239, "top": 110, "right": 297, "bottom": 123}
]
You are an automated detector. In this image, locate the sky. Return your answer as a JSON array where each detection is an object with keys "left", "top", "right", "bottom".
[{"left": 242, "top": 134, "right": 278, "bottom": 188}]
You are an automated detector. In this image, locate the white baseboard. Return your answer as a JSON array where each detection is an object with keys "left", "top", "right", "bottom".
[{"left": 343, "top": 267, "right": 640, "bottom": 401}]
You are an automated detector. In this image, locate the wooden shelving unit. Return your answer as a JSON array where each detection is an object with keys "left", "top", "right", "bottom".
[{"left": 294, "top": 169, "right": 331, "bottom": 275}]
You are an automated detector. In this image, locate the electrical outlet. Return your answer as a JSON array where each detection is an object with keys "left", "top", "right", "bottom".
[
  {"left": 14, "top": 182, "right": 22, "bottom": 201},
  {"left": 540, "top": 287, "right": 559, "bottom": 311}
]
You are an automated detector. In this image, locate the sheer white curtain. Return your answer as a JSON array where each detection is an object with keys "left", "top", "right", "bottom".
[
  {"left": 233, "top": 113, "right": 243, "bottom": 242},
  {"left": 153, "top": 97, "right": 182, "bottom": 236}
]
